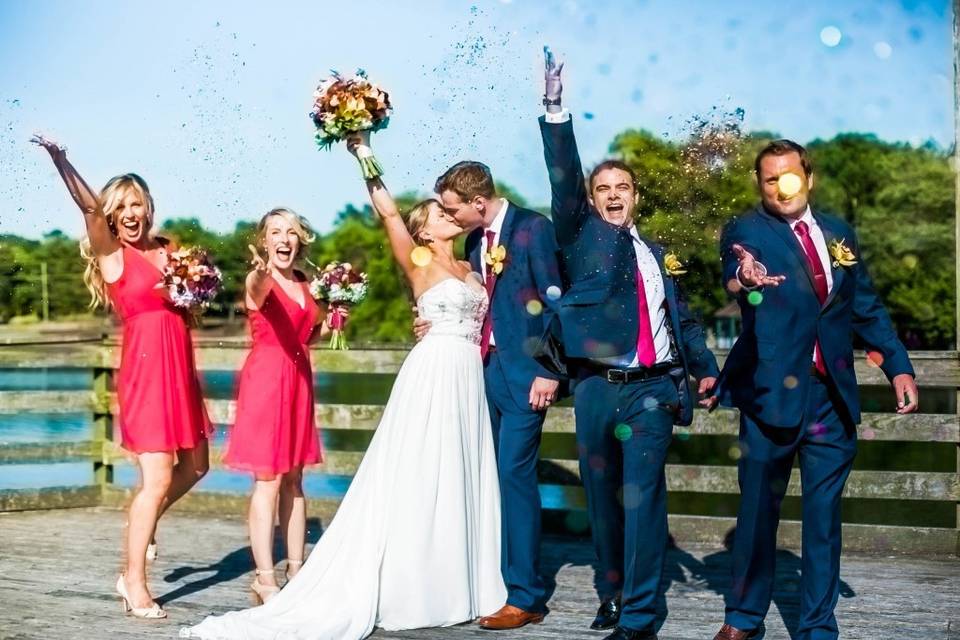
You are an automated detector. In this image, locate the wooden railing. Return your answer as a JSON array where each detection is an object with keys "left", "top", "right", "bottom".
[{"left": 0, "top": 337, "right": 957, "bottom": 555}]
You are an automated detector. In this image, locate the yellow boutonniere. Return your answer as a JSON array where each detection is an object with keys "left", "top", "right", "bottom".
[
  {"left": 484, "top": 244, "right": 507, "bottom": 276},
  {"left": 663, "top": 252, "right": 687, "bottom": 276},
  {"left": 828, "top": 238, "right": 857, "bottom": 268}
]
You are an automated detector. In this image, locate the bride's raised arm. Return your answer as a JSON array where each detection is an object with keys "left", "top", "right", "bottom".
[
  {"left": 346, "top": 132, "right": 418, "bottom": 280},
  {"left": 30, "top": 134, "right": 119, "bottom": 257}
]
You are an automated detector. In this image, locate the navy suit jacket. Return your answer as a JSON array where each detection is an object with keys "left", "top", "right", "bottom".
[
  {"left": 539, "top": 115, "right": 718, "bottom": 426},
  {"left": 466, "top": 201, "right": 565, "bottom": 409},
  {"left": 716, "top": 205, "right": 914, "bottom": 428}
]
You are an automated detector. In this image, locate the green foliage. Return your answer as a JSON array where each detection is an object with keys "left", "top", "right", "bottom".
[{"left": 1, "top": 132, "right": 954, "bottom": 348}]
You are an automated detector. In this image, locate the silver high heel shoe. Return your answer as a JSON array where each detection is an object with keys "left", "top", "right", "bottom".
[
  {"left": 116, "top": 574, "right": 166, "bottom": 619},
  {"left": 250, "top": 569, "right": 280, "bottom": 605}
]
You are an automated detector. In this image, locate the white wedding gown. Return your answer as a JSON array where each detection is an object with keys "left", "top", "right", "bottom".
[{"left": 181, "top": 276, "right": 506, "bottom": 640}]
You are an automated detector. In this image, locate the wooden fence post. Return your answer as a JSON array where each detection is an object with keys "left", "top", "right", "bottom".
[{"left": 92, "top": 365, "right": 114, "bottom": 497}]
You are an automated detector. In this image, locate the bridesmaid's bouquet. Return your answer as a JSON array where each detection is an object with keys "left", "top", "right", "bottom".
[
  {"left": 309, "top": 261, "right": 368, "bottom": 350},
  {"left": 163, "top": 247, "right": 223, "bottom": 315},
  {"left": 309, "top": 69, "right": 391, "bottom": 178}
]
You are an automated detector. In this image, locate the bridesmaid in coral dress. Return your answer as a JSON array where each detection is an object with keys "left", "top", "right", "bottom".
[
  {"left": 32, "top": 135, "right": 211, "bottom": 620},
  {"left": 224, "top": 208, "right": 338, "bottom": 603}
]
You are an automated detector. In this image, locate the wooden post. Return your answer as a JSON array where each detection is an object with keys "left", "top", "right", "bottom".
[
  {"left": 92, "top": 365, "right": 114, "bottom": 494},
  {"left": 953, "top": 0, "right": 960, "bottom": 555},
  {"left": 40, "top": 261, "right": 49, "bottom": 322}
]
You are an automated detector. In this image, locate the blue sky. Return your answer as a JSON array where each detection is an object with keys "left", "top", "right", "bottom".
[{"left": 0, "top": 0, "right": 952, "bottom": 239}]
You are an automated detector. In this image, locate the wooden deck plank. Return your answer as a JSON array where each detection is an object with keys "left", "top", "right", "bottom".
[{"left": 0, "top": 509, "right": 956, "bottom": 639}]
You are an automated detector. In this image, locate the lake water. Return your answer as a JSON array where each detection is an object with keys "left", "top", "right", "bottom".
[{"left": 1, "top": 368, "right": 955, "bottom": 527}]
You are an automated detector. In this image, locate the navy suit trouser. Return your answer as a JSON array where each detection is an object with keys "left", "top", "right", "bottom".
[
  {"left": 574, "top": 371, "right": 678, "bottom": 633},
  {"left": 726, "top": 374, "right": 857, "bottom": 640},
  {"left": 484, "top": 349, "right": 548, "bottom": 612}
]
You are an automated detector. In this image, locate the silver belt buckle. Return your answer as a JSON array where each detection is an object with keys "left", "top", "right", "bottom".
[{"left": 606, "top": 368, "right": 627, "bottom": 383}]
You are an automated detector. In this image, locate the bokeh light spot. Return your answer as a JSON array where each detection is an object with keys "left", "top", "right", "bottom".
[
  {"left": 410, "top": 246, "right": 432, "bottom": 267},
  {"left": 777, "top": 172, "right": 802, "bottom": 197},
  {"left": 901, "top": 254, "right": 918, "bottom": 270},
  {"left": 728, "top": 445, "right": 742, "bottom": 461},
  {"left": 747, "top": 291, "right": 764, "bottom": 306},
  {"left": 783, "top": 375, "right": 798, "bottom": 390},
  {"left": 820, "top": 25, "right": 842, "bottom": 47},
  {"left": 873, "top": 41, "right": 892, "bottom": 59},
  {"left": 545, "top": 285, "right": 562, "bottom": 301},
  {"left": 614, "top": 423, "right": 632, "bottom": 442},
  {"left": 525, "top": 299, "right": 543, "bottom": 316},
  {"left": 866, "top": 351, "right": 884, "bottom": 368}
]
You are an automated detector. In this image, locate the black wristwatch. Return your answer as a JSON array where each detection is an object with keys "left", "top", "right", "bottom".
[{"left": 542, "top": 95, "right": 562, "bottom": 107}]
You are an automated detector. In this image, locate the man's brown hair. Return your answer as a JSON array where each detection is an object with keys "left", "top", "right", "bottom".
[
  {"left": 754, "top": 139, "right": 813, "bottom": 177},
  {"left": 434, "top": 161, "right": 496, "bottom": 201}
]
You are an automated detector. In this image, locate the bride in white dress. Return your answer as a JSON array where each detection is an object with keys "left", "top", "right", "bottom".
[{"left": 180, "top": 133, "right": 506, "bottom": 639}]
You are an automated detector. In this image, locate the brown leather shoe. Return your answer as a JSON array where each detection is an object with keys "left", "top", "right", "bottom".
[
  {"left": 477, "top": 604, "right": 545, "bottom": 630},
  {"left": 712, "top": 623, "right": 761, "bottom": 640}
]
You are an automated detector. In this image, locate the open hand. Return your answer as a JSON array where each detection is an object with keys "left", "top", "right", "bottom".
[
  {"left": 732, "top": 244, "right": 785, "bottom": 289},
  {"left": 544, "top": 46, "right": 564, "bottom": 103},
  {"left": 892, "top": 373, "right": 918, "bottom": 414},
  {"left": 247, "top": 244, "right": 270, "bottom": 276},
  {"left": 30, "top": 133, "right": 66, "bottom": 159}
]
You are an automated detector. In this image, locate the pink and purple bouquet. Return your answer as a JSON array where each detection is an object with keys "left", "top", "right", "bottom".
[
  {"left": 309, "top": 69, "right": 391, "bottom": 178},
  {"left": 162, "top": 247, "right": 222, "bottom": 314},
  {"left": 309, "top": 261, "right": 368, "bottom": 350}
]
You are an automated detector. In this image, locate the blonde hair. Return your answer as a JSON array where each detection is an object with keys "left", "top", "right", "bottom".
[
  {"left": 81, "top": 173, "right": 155, "bottom": 309},
  {"left": 405, "top": 199, "right": 441, "bottom": 245},
  {"left": 255, "top": 208, "right": 316, "bottom": 259}
]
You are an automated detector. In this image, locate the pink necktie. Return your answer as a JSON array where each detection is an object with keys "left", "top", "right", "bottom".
[
  {"left": 794, "top": 220, "right": 827, "bottom": 375},
  {"left": 479, "top": 230, "right": 496, "bottom": 359},
  {"left": 635, "top": 268, "right": 656, "bottom": 367}
]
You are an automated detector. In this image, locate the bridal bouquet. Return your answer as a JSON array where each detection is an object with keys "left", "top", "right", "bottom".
[
  {"left": 309, "top": 261, "right": 368, "bottom": 350},
  {"left": 162, "top": 247, "right": 223, "bottom": 314},
  {"left": 309, "top": 69, "right": 391, "bottom": 178}
]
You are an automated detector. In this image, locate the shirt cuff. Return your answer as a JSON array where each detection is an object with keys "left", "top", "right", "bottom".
[
  {"left": 735, "top": 265, "right": 758, "bottom": 291},
  {"left": 544, "top": 108, "right": 570, "bottom": 124}
]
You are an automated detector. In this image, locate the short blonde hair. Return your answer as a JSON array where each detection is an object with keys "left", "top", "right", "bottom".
[
  {"left": 405, "top": 199, "right": 441, "bottom": 245},
  {"left": 256, "top": 207, "right": 315, "bottom": 258}
]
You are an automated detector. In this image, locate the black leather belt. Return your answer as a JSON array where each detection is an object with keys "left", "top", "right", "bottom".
[{"left": 585, "top": 361, "right": 677, "bottom": 384}]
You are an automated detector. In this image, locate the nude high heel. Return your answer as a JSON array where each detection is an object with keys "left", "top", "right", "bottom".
[
  {"left": 285, "top": 558, "right": 303, "bottom": 583},
  {"left": 250, "top": 569, "right": 280, "bottom": 605},
  {"left": 116, "top": 574, "right": 167, "bottom": 619}
]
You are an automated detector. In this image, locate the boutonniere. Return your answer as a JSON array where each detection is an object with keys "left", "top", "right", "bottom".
[
  {"left": 828, "top": 238, "right": 857, "bottom": 268},
  {"left": 663, "top": 252, "right": 687, "bottom": 276},
  {"left": 484, "top": 244, "right": 507, "bottom": 276}
]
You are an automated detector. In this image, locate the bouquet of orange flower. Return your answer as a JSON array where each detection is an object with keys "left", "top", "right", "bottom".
[
  {"left": 309, "top": 69, "right": 391, "bottom": 179},
  {"left": 309, "top": 261, "right": 368, "bottom": 350},
  {"left": 162, "top": 247, "right": 222, "bottom": 314}
]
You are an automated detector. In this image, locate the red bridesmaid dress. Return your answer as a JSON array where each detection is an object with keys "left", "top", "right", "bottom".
[
  {"left": 225, "top": 275, "right": 323, "bottom": 475},
  {"left": 107, "top": 245, "right": 212, "bottom": 453}
]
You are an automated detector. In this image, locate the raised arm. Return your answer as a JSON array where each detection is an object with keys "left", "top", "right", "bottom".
[
  {"left": 538, "top": 49, "right": 590, "bottom": 244},
  {"left": 346, "top": 133, "right": 417, "bottom": 279},
  {"left": 30, "top": 135, "right": 119, "bottom": 257}
]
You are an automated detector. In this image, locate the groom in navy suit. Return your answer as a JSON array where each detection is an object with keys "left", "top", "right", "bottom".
[
  {"left": 711, "top": 140, "right": 918, "bottom": 640},
  {"left": 429, "top": 161, "right": 565, "bottom": 630},
  {"left": 539, "top": 53, "right": 719, "bottom": 640}
]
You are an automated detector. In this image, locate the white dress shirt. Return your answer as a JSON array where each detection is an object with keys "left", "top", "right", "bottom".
[
  {"left": 790, "top": 206, "right": 833, "bottom": 365},
  {"left": 481, "top": 199, "right": 509, "bottom": 346}
]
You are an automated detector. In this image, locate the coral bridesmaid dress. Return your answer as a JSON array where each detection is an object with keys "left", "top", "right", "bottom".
[
  {"left": 106, "top": 245, "right": 212, "bottom": 453},
  {"left": 225, "top": 275, "right": 322, "bottom": 475}
]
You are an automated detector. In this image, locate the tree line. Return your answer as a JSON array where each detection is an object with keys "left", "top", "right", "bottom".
[{"left": 0, "top": 131, "right": 954, "bottom": 349}]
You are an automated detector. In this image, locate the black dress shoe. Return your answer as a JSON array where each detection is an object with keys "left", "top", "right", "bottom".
[
  {"left": 602, "top": 626, "right": 658, "bottom": 640},
  {"left": 590, "top": 596, "right": 621, "bottom": 630}
]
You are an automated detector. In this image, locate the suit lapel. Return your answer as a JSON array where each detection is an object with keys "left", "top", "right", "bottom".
[
  {"left": 486, "top": 201, "right": 517, "bottom": 302},
  {"left": 637, "top": 232, "right": 684, "bottom": 335},
  {"left": 758, "top": 206, "right": 818, "bottom": 295},
  {"left": 815, "top": 211, "right": 846, "bottom": 310}
]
